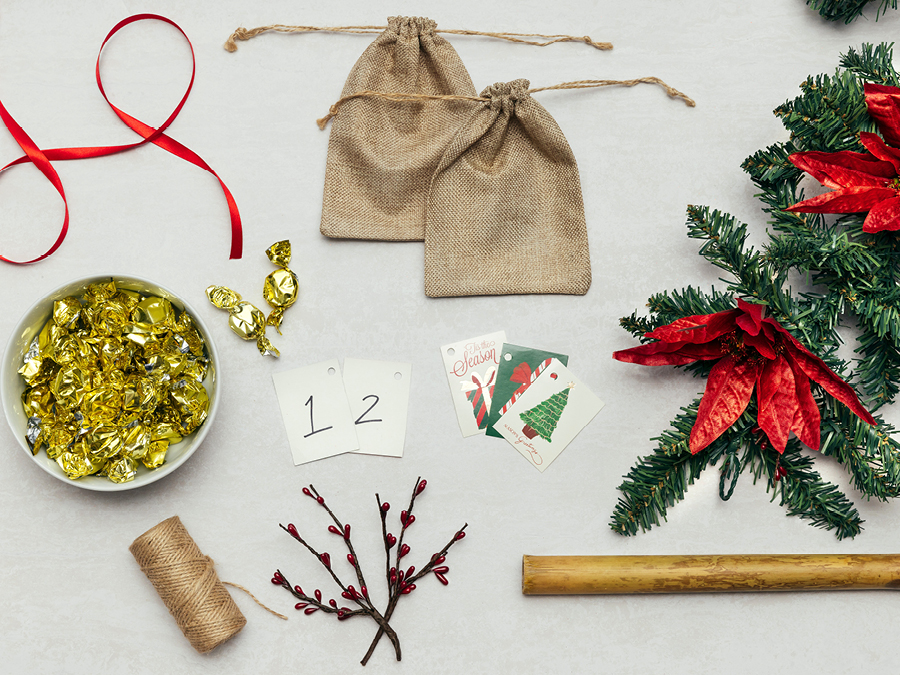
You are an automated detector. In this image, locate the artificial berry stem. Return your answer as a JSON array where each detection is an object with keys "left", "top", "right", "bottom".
[{"left": 277, "top": 478, "right": 466, "bottom": 666}]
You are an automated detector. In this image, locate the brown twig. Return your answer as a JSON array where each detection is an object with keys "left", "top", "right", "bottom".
[{"left": 275, "top": 479, "right": 466, "bottom": 666}]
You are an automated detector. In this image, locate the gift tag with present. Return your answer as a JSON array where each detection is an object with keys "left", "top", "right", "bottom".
[
  {"left": 273, "top": 359, "right": 359, "bottom": 465},
  {"left": 342, "top": 358, "right": 412, "bottom": 458},
  {"left": 440, "top": 331, "right": 506, "bottom": 437},
  {"left": 485, "top": 344, "right": 568, "bottom": 438},
  {"left": 495, "top": 359, "right": 603, "bottom": 472}
]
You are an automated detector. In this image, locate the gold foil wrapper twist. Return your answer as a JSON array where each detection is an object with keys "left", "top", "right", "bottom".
[
  {"left": 18, "top": 279, "right": 211, "bottom": 483},
  {"left": 205, "top": 285, "right": 280, "bottom": 357},
  {"left": 262, "top": 240, "right": 299, "bottom": 333},
  {"left": 130, "top": 516, "right": 246, "bottom": 653}
]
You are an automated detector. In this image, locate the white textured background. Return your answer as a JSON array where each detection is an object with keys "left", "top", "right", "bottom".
[{"left": 1, "top": 1, "right": 899, "bottom": 673}]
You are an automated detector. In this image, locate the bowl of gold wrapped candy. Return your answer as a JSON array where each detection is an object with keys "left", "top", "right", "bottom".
[{"left": 1, "top": 275, "right": 219, "bottom": 491}]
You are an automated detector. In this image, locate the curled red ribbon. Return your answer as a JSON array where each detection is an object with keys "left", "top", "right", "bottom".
[{"left": 0, "top": 13, "right": 242, "bottom": 264}]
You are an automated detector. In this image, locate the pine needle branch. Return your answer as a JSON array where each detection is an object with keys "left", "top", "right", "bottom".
[
  {"left": 610, "top": 400, "right": 748, "bottom": 535},
  {"left": 818, "top": 395, "right": 900, "bottom": 499},
  {"left": 745, "top": 440, "right": 863, "bottom": 539}
]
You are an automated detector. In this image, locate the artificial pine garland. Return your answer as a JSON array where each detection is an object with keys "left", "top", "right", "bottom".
[
  {"left": 611, "top": 43, "right": 900, "bottom": 539},
  {"left": 806, "top": 0, "right": 898, "bottom": 23}
]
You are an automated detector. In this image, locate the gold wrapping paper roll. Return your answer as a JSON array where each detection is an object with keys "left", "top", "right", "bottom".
[
  {"left": 522, "top": 554, "right": 900, "bottom": 595},
  {"left": 130, "top": 516, "right": 247, "bottom": 652}
]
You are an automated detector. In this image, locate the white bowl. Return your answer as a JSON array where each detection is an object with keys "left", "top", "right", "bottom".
[{"left": 1, "top": 275, "right": 219, "bottom": 491}]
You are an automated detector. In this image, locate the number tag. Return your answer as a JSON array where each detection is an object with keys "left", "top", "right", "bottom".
[
  {"left": 343, "top": 358, "right": 411, "bottom": 458},
  {"left": 272, "top": 359, "right": 359, "bottom": 465}
]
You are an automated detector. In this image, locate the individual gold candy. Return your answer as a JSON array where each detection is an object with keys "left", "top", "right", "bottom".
[
  {"left": 26, "top": 416, "right": 43, "bottom": 455},
  {"left": 122, "top": 422, "right": 151, "bottom": 459},
  {"left": 143, "top": 440, "right": 168, "bottom": 468},
  {"left": 86, "top": 424, "right": 124, "bottom": 461},
  {"left": 133, "top": 296, "right": 175, "bottom": 328},
  {"left": 230, "top": 302, "right": 265, "bottom": 339},
  {"left": 263, "top": 240, "right": 299, "bottom": 333},
  {"left": 18, "top": 338, "right": 43, "bottom": 383},
  {"left": 170, "top": 379, "right": 209, "bottom": 434},
  {"left": 151, "top": 422, "right": 183, "bottom": 445},
  {"left": 56, "top": 451, "right": 99, "bottom": 479},
  {"left": 53, "top": 296, "right": 82, "bottom": 328},
  {"left": 45, "top": 426, "right": 75, "bottom": 460},
  {"left": 206, "top": 285, "right": 280, "bottom": 357},
  {"left": 107, "top": 456, "right": 137, "bottom": 483},
  {"left": 19, "top": 278, "right": 211, "bottom": 483}
]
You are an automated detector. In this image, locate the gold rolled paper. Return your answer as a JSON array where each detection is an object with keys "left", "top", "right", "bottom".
[{"left": 521, "top": 554, "right": 900, "bottom": 595}]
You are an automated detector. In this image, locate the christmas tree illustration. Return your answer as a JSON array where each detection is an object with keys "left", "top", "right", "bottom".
[{"left": 520, "top": 383, "right": 574, "bottom": 442}]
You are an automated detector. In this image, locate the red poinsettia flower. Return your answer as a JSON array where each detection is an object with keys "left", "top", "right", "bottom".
[
  {"left": 785, "top": 83, "right": 900, "bottom": 232},
  {"left": 612, "top": 299, "right": 875, "bottom": 454}
]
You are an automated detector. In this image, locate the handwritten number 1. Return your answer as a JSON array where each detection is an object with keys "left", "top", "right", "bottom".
[
  {"left": 355, "top": 394, "right": 382, "bottom": 425},
  {"left": 303, "top": 395, "right": 333, "bottom": 438}
]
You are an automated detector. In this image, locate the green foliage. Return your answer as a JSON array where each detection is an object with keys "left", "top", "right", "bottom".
[
  {"left": 745, "top": 439, "right": 863, "bottom": 539},
  {"left": 610, "top": 399, "right": 724, "bottom": 536},
  {"left": 611, "top": 44, "right": 900, "bottom": 538},
  {"left": 806, "top": 0, "right": 898, "bottom": 24}
]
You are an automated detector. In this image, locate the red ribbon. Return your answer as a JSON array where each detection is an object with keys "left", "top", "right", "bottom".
[{"left": 0, "top": 14, "right": 242, "bottom": 264}]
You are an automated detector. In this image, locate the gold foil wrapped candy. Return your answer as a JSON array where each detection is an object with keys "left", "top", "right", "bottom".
[
  {"left": 263, "top": 240, "right": 299, "bottom": 333},
  {"left": 205, "top": 285, "right": 280, "bottom": 357},
  {"left": 18, "top": 279, "right": 211, "bottom": 483}
]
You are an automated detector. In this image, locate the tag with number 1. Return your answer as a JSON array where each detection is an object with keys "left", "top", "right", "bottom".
[{"left": 272, "top": 359, "right": 358, "bottom": 465}]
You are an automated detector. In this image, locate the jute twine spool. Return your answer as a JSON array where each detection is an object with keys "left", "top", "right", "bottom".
[{"left": 130, "top": 515, "right": 247, "bottom": 653}]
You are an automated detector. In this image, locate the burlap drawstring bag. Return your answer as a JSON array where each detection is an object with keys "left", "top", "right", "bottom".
[
  {"left": 225, "top": 18, "right": 612, "bottom": 243},
  {"left": 317, "top": 76, "right": 693, "bottom": 296},
  {"left": 424, "top": 79, "right": 589, "bottom": 297},
  {"left": 318, "top": 17, "right": 477, "bottom": 241}
]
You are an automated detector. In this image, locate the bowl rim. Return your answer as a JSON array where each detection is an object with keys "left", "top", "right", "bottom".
[{"left": 1, "top": 273, "right": 220, "bottom": 492}]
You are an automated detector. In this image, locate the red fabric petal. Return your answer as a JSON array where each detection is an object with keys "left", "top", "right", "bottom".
[
  {"left": 689, "top": 356, "right": 762, "bottom": 454},
  {"left": 742, "top": 330, "right": 777, "bottom": 359},
  {"left": 860, "top": 132, "right": 900, "bottom": 173},
  {"left": 510, "top": 362, "right": 532, "bottom": 385},
  {"left": 786, "top": 355, "right": 822, "bottom": 450},
  {"left": 612, "top": 341, "right": 725, "bottom": 366},
  {"left": 789, "top": 150, "right": 896, "bottom": 188},
  {"left": 864, "top": 83, "right": 900, "bottom": 148},
  {"left": 644, "top": 310, "right": 739, "bottom": 344},
  {"left": 785, "top": 185, "right": 897, "bottom": 214},
  {"left": 756, "top": 355, "right": 798, "bottom": 453},
  {"left": 735, "top": 299, "right": 765, "bottom": 335},
  {"left": 776, "top": 334, "right": 876, "bottom": 426},
  {"left": 863, "top": 195, "right": 900, "bottom": 232}
]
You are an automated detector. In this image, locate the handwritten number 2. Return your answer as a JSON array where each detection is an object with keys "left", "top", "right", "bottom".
[
  {"left": 303, "top": 395, "right": 333, "bottom": 438},
  {"left": 355, "top": 394, "right": 382, "bottom": 425}
]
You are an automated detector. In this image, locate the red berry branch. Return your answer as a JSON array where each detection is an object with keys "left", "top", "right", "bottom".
[{"left": 273, "top": 477, "right": 468, "bottom": 665}]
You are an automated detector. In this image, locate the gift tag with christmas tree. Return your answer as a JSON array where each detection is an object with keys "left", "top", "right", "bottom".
[
  {"left": 485, "top": 344, "right": 568, "bottom": 438},
  {"left": 441, "top": 331, "right": 506, "bottom": 437},
  {"left": 496, "top": 359, "right": 603, "bottom": 472}
]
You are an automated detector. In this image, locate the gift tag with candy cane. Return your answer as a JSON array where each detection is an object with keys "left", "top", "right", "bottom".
[
  {"left": 342, "top": 358, "right": 412, "bottom": 458},
  {"left": 440, "top": 331, "right": 506, "bottom": 437},
  {"left": 495, "top": 359, "right": 604, "bottom": 472},
  {"left": 273, "top": 359, "right": 359, "bottom": 465},
  {"left": 485, "top": 344, "right": 569, "bottom": 438}
]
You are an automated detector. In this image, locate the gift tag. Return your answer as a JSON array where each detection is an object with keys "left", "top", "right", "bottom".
[
  {"left": 485, "top": 344, "right": 569, "bottom": 438},
  {"left": 496, "top": 359, "right": 604, "bottom": 472},
  {"left": 441, "top": 331, "right": 506, "bottom": 437},
  {"left": 272, "top": 359, "right": 359, "bottom": 465},
  {"left": 342, "top": 358, "right": 411, "bottom": 458}
]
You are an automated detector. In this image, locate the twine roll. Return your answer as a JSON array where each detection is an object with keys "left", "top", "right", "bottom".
[{"left": 130, "top": 515, "right": 247, "bottom": 653}]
